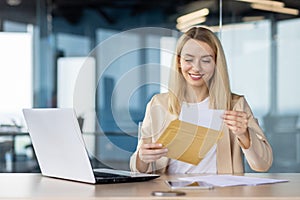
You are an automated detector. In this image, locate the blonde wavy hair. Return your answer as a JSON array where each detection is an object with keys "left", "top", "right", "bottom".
[{"left": 168, "top": 27, "right": 232, "bottom": 115}]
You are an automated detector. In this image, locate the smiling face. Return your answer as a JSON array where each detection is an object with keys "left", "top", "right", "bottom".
[
  {"left": 179, "top": 39, "right": 216, "bottom": 92},
  {"left": 168, "top": 27, "right": 231, "bottom": 113}
]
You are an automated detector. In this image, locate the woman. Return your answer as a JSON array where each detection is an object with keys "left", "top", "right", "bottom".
[{"left": 130, "top": 27, "right": 273, "bottom": 174}]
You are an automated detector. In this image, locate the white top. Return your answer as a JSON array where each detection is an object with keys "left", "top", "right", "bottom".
[{"left": 167, "top": 98, "right": 217, "bottom": 174}]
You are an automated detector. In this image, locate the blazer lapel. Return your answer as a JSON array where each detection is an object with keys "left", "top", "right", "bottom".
[{"left": 217, "top": 127, "right": 233, "bottom": 174}]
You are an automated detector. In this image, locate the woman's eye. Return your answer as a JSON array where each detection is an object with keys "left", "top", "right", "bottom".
[
  {"left": 184, "top": 59, "right": 193, "bottom": 62},
  {"left": 201, "top": 59, "right": 211, "bottom": 63}
]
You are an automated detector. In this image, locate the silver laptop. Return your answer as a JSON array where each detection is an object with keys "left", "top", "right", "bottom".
[{"left": 22, "top": 108, "right": 159, "bottom": 184}]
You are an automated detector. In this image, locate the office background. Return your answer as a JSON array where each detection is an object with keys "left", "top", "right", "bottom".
[{"left": 0, "top": 0, "right": 299, "bottom": 173}]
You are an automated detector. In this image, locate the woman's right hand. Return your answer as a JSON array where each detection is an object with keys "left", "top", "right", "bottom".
[{"left": 138, "top": 143, "right": 168, "bottom": 164}]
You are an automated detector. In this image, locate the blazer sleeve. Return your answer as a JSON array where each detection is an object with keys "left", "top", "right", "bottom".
[
  {"left": 234, "top": 96, "right": 273, "bottom": 172},
  {"left": 129, "top": 94, "right": 170, "bottom": 173},
  {"left": 129, "top": 98, "right": 152, "bottom": 173}
]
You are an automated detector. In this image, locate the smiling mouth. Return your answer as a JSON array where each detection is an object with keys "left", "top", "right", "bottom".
[{"left": 189, "top": 73, "right": 204, "bottom": 80}]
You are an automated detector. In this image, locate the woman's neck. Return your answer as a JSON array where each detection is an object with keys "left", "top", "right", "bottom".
[{"left": 185, "top": 85, "right": 209, "bottom": 103}]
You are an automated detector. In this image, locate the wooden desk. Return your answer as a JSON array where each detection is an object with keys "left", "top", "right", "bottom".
[{"left": 0, "top": 173, "right": 299, "bottom": 199}]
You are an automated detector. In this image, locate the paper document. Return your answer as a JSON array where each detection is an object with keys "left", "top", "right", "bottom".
[
  {"left": 178, "top": 175, "right": 288, "bottom": 187},
  {"left": 155, "top": 108, "right": 224, "bottom": 165},
  {"left": 179, "top": 103, "right": 224, "bottom": 130}
]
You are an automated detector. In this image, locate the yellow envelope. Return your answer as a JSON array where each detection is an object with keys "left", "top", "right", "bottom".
[{"left": 156, "top": 119, "right": 223, "bottom": 165}]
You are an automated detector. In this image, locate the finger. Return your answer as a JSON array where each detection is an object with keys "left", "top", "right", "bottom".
[
  {"left": 139, "top": 149, "right": 168, "bottom": 163},
  {"left": 226, "top": 123, "right": 238, "bottom": 131},
  {"left": 224, "top": 119, "right": 247, "bottom": 128},
  {"left": 224, "top": 110, "right": 247, "bottom": 118},
  {"left": 140, "top": 148, "right": 168, "bottom": 156},
  {"left": 140, "top": 154, "right": 167, "bottom": 163},
  {"left": 226, "top": 123, "right": 247, "bottom": 135},
  {"left": 223, "top": 115, "right": 248, "bottom": 124},
  {"left": 142, "top": 143, "right": 163, "bottom": 149},
  {"left": 225, "top": 123, "right": 248, "bottom": 134},
  {"left": 224, "top": 110, "right": 244, "bottom": 115}
]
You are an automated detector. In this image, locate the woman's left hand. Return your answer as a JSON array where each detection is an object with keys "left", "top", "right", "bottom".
[{"left": 223, "top": 110, "right": 248, "bottom": 136}]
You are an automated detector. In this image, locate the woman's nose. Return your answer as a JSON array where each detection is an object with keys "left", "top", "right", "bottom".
[{"left": 192, "top": 60, "right": 202, "bottom": 71}]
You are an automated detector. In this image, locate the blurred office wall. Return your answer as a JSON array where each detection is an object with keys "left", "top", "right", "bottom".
[{"left": 0, "top": 0, "right": 300, "bottom": 172}]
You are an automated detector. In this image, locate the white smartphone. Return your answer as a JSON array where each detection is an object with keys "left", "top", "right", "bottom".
[{"left": 166, "top": 180, "right": 214, "bottom": 190}]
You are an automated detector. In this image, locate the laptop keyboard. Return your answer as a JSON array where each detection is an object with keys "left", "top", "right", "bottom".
[
  {"left": 93, "top": 170, "right": 159, "bottom": 183},
  {"left": 93, "top": 171, "right": 129, "bottom": 178}
]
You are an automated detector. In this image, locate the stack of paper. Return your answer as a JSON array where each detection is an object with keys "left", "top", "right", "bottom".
[{"left": 178, "top": 175, "right": 288, "bottom": 187}]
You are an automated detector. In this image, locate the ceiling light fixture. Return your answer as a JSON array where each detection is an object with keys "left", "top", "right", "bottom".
[
  {"left": 6, "top": 0, "right": 22, "bottom": 6},
  {"left": 176, "top": 8, "right": 209, "bottom": 31},
  {"left": 242, "top": 16, "right": 265, "bottom": 22},
  {"left": 251, "top": 3, "right": 299, "bottom": 16},
  {"left": 176, "top": 17, "right": 207, "bottom": 32},
  {"left": 177, "top": 8, "right": 209, "bottom": 24},
  {"left": 236, "top": 0, "right": 285, "bottom": 8}
]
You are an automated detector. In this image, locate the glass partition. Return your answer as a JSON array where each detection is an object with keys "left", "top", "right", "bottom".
[
  {"left": 0, "top": 21, "right": 35, "bottom": 172},
  {"left": 219, "top": 0, "right": 300, "bottom": 172}
]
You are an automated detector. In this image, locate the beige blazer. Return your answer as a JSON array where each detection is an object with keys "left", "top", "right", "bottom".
[{"left": 130, "top": 93, "right": 273, "bottom": 174}]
